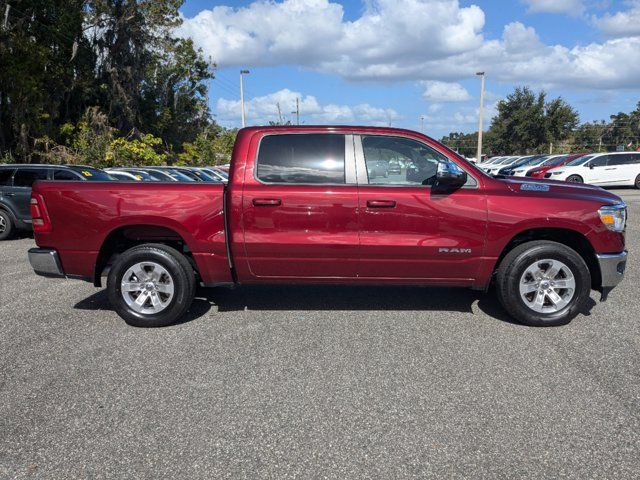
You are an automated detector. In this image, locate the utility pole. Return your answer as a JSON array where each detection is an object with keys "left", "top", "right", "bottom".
[
  {"left": 276, "top": 102, "right": 283, "bottom": 124},
  {"left": 294, "top": 97, "right": 300, "bottom": 125},
  {"left": 476, "top": 71, "right": 486, "bottom": 163},
  {"left": 550, "top": 142, "right": 553, "bottom": 154},
  {"left": 239, "top": 69, "right": 250, "bottom": 128}
]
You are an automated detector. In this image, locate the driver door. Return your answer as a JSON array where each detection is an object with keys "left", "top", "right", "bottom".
[{"left": 355, "top": 135, "right": 487, "bottom": 283}]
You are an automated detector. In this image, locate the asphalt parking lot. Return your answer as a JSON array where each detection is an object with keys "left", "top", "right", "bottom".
[{"left": 1, "top": 189, "right": 639, "bottom": 479}]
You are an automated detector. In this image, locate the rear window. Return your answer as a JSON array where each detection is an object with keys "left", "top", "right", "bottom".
[
  {"left": 0, "top": 168, "right": 14, "bottom": 186},
  {"left": 13, "top": 168, "right": 48, "bottom": 187},
  {"left": 257, "top": 134, "right": 345, "bottom": 184}
]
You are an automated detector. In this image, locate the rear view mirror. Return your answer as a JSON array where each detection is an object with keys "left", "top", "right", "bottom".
[{"left": 436, "top": 162, "right": 467, "bottom": 188}]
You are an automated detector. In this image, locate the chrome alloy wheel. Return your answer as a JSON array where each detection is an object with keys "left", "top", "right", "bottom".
[
  {"left": 519, "top": 258, "right": 576, "bottom": 313},
  {"left": 121, "top": 262, "right": 175, "bottom": 314},
  {"left": 0, "top": 215, "right": 6, "bottom": 234}
]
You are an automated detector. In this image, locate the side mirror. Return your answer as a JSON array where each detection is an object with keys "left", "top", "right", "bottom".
[
  {"left": 588, "top": 163, "right": 594, "bottom": 169},
  {"left": 436, "top": 162, "right": 467, "bottom": 188}
]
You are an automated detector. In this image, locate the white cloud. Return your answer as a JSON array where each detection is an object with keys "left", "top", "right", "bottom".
[
  {"left": 593, "top": 1, "right": 640, "bottom": 38},
  {"left": 180, "top": 0, "right": 640, "bottom": 90},
  {"left": 215, "top": 88, "right": 400, "bottom": 125},
  {"left": 179, "top": 0, "right": 485, "bottom": 68},
  {"left": 421, "top": 81, "right": 471, "bottom": 102},
  {"left": 522, "top": 0, "right": 585, "bottom": 15}
]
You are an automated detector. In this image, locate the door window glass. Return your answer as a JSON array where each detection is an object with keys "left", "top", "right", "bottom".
[
  {"left": 53, "top": 169, "right": 80, "bottom": 180},
  {"left": 589, "top": 155, "right": 609, "bottom": 167},
  {"left": 257, "top": 134, "right": 345, "bottom": 184},
  {"left": 0, "top": 169, "right": 14, "bottom": 186},
  {"left": 362, "top": 136, "right": 448, "bottom": 186},
  {"left": 13, "top": 169, "right": 48, "bottom": 187}
]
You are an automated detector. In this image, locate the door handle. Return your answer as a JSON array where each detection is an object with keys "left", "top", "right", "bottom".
[
  {"left": 605, "top": 168, "right": 616, "bottom": 170},
  {"left": 367, "top": 200, "right": 396, "bottom": 208},
  {"left": 252, "top": 198, "right": 282, "bottom": 207}
]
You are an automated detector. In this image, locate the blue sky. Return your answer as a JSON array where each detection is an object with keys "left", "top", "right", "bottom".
[{"left": 178, "top": 0, "right": 640, "bottom": 137}]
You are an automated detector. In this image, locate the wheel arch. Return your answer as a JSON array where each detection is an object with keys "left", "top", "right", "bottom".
[
  {"left": 494, "top": 227, "right": 601, "bottom": 290},
  {"left": 94, "top": 224, "right": 199, "bottom": 287}
]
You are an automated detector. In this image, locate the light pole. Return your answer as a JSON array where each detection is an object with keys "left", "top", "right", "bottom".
[
  {"left": 476, "top": 71, "right": 486, "bottom": 163},
  {"left": 240, "top": 69, "right": 250, "bottom": 128}
]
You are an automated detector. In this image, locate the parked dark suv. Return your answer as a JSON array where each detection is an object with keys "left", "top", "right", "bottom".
[{"left": 0, "top": 164, "right": 113, "bottom": 240}]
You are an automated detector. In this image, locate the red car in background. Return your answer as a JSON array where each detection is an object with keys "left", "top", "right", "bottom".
[{"left": 526, "top": 153, "right": 588, "bottom": 178}]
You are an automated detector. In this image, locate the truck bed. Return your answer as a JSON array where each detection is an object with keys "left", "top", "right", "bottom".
[{"left": 32, "top": 181, "right": 232, "bottom": 285}]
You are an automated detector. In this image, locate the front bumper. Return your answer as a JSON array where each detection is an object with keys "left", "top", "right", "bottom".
[
  {"left": 28, "top": 248, "right": 65, "bottom": 278},
  {"left": 596, "top": 251, "right": 627, "bottom": 300}
]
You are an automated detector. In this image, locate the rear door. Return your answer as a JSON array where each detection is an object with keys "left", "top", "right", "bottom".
[
  {"left": 241, "top": 133, "right": 360, "bottom": 278},
  {"left": 0, "top": 168, "right": 17, "bottom": 216},
  {"left": 613, "top": 153, "right": 640, "bottom": 185},
  {"left": 355, "top": 134, "right": 487, "bottom": 283},
  {"left": 10, "top": 168, "right": 50, "bottom": 222}
]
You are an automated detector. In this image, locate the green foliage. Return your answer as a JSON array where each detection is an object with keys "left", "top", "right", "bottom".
[
  {"left": 0, "top": 0, "right": 218, "bottom": 164},
  {"left": 177, "top": 127, "right": 237, "bottom": 166},
  {"left": 487, "top": 87, "right": 579, "bottom": 154},
  {"left": 105, "top": 134, "right": 167, "bottom": 167}
]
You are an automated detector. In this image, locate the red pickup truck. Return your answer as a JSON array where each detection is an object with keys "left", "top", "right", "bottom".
[{"left": 28, "top": 126, "right": 627, "bottom": 327}]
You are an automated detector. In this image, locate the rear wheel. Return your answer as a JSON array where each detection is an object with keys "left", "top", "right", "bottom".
[
  {"left": 107, "top": 243, "right": 196, "bottom": 327},
  {"left": 496, "top": 241, "right": 591, "bottom": 327},
  {"left": 566, "top": 175, "right": 583, "bottom": 184},
  {"left": 0, "top": 210, "right": 14, "bottom": 241},
  {"left": 635, "top": 174, "right": 640, "bottom": 189}
]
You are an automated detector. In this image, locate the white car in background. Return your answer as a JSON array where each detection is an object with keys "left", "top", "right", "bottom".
[
  {"left": 480, "top": 156, "right": 521, "bottom": 174},
  {"left": 545, "top": 151, "right": 640, "bottom": 188}
]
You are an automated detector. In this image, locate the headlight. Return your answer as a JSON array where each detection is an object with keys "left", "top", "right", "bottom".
[{"left": 598, "top": 204, "right": 627, "bottom": 232}]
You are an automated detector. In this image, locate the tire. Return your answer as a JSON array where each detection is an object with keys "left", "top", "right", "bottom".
[
  {"left": 0, "top": 210, "right": 14, "bottom": 241},
  {"left": 496, "top": 240, "right": 591, "bottom": 327},
  {"left": 107, "top": 243, "right": 196, "bottom": 327},
  {"left": 566, "top": 175, "right": 583, "bottom": 184},
  {"left": 635, "top": 174, "right": 640, "bottom": 189}
]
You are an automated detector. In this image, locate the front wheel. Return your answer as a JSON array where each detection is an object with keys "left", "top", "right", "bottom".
[
  {"left": 107, "top": 243, "right": 196, "bottom": 327},
  {"left": 496, "top": 241, "right": 591, "bottom": 327},
  {"left": 635, "top": 174, "right": 640, "bottom": 189},
  {"left": 566, "top": 175, "right": 583, "bottom": 184}
]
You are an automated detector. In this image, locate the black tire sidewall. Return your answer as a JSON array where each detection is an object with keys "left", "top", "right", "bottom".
[
  {"left": 567, "top": 175, "right": 583, "bottom": 183},
  {"left": 107, "top": 246, "right": 194, "bottom": 327},
  {"left": 635, "top": 174, "right": 640, "bottom": 189},
  {"left": 0, "top": 210, "right": 14, "bottom": 240},
  {"left": 498, "top": 242, "right": 591, "bottom": 327}
]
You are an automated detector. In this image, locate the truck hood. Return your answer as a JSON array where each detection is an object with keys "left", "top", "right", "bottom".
[{"left": 498, "top": 176, "right": 623, "bottom": 205}]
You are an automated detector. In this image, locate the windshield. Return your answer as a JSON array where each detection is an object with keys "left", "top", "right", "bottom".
[
  {"left": 69, "top": 166, "right": 114, "bottom": 181},
  {"left": 518, "top": 156, "right": 548, "bottom": 168},
  {"left": 543, "top": 155, "right": 569, "bottom": 167},
  {"left": 566, "top": 154, "right": 594, "bottom": 166},
  {"left": 496, "top": 157, "right": 516, "bottom": 164},
  {"left": 125, "top": 170, "right": 156, "bottom": 181}
]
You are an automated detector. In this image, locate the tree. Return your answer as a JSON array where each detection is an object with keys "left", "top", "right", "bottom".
[{"left": 486, "top": 87, "right": 579, "bottom": 154}]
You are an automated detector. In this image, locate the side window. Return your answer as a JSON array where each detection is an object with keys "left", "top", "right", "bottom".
[
  {"left": 13, "top": 169, "right": 48, "bottom": 188},
  {"left": 0, "top": 169, "right": 14, "bottom": 186},
  {"left": 362, "top": 135, "right": 448, "bottom": 186},
  {"left": 630, "top": 154, "right": 640, "bottom": 164},
  {"left": 589, "top": 155, "right": 609, "bottom": 168},
  {"left": 53, "top": 169, "right": 80, "bottom": 180},
  {"left": 257, "top": 134, "right": 345, "bottom": 184}
]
